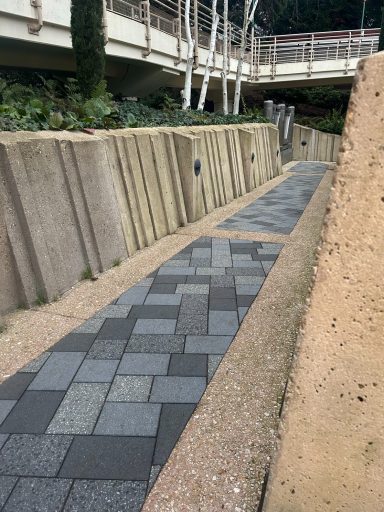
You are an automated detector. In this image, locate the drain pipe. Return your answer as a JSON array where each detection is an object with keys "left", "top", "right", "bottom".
[
  {"left": 102, "top": 0, "right": 109, "bottom": 44},
  {"left": 28, "top": 0, "right": 43, "bottom": 35}
]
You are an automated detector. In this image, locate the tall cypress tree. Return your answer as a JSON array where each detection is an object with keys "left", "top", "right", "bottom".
[{"left": 71, "top": 0, "right": 106, "bottom": 98}]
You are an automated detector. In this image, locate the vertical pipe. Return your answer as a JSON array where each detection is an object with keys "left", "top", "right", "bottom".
[
  {"left": 193, "top": 0, "right": 199, "bottom": 69},
  {"left": 141, "top": 0, "right": 152, "bottom": 56},
  {"left": 174, "top": 0, "right": 182, "bottom": 64},
  {"left": 102, "top": 0, "right": 109, "bottom": 44},
  {"left": 263, "top": 100, "right": 274, "bottom": 122}
]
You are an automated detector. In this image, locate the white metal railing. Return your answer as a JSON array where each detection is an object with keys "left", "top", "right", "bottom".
[{"left": 106, "top": 0, "right": 380, "bottom": 78}]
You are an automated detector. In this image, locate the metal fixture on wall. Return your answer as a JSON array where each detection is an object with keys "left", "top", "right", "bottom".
[{"left": 28, "top": 0, "right": 43, "bottom": 34}]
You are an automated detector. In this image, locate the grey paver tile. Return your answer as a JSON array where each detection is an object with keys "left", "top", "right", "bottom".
[
  {"left": 117, "top": 353, "right": 170, "bottom": 375},
  {"left": 153, "top": 275, "right": 186, "bottom": 284},
  {"left": 149, "top": 284, "right": 177, "bottom": 294},
  {"left": 191, "top": 248, "right": 211, "bottom": 258},
  {"left": 0, "top": 374, "right": 35, "bottom": 400},
  {"left": 210, "top": 275, "right": 235, "bottom": 287},
  {"left": 73, "top": 318, "right": 105, "bottom": 334},
  {"left": 235, "top": 284, "right": 262, "bottom": 296},
  {"left": 175, "top": 284, "right": 210, "bottom": 295},
  {"left": 150, "top": 376, "right": 206, "bottom": 403},
  {"left": 208, "top": 355, "right": 223, "bottom": 381},
  {"left": 209, "top": 298, "right": 237, "bottom": 311},
  {"left": 132, "top": 319, "right": 177, "bottom": 335},
  {"left": 59, "top": 436, "right": 155, "bottom": 480},
  {"left": 186, "top": 275, "right": 211, "bottom": 284},
  {"left": 86, "top": 340, "right": 126, "bottom": 360},
  {"left": 157, "top": 267, "right": 195, "bottom": 275},
  {"left": 179, "top": 294, "right": 208, "bottom": 315},
  {"left": 153, "top": 403, "right": 195, "bottom": 465},
  {"left": 0, "top": 476, "right": 18, "bottom": 509},
  {"left": 232, "top": 253, "right": 252, "bottom": 260},
  {"left": 116, "top": 286, "right": 150, "bottom": 305},
  {"left": 196, "top": 267, "right": 226, "bottom": 275},
  {"left": 0, "top": 391, "right": 65, "bottom": 434},
  {"left": 107, "top": 376, "right": 152, "bottom": 402},
  {"left": 47, "top": 383, "right": 109, "bottom": 434},
  {"left": 0, "top": 401, "right": 17, "bottom": 425},
  {"left": 163, "top": 259, "right": 190, "bottom": 267},
  {"left": 19, "top": 352, "right": 51, "bottom": 373},
  {"left": 94, "top": 403, "right": 161, "bottom": 436},
  {"left": 226, "top": 267, "right": 265, "bottom": 276},
  {"left": 232, "top": 260, "right": 263, "bottom": 268},
  {"left": 136, "top": 278, "right": 155, "bottom": 287},
  {"left": 0, "top": 434, "right": 73, "bottom": 477},
  {"left": 238, "top": 307, "right": 249, "bottom": 322},
  {"left": 175, "top": 314, "right": 207, "bottom": 335},
  {"left": 168, "top": 354, "right": 207, "bottom": 377},
  {"left": 3, "top": 477, "right": 72, "bottom": 512},
  {"left": 185, "top": 335, "right": 233, "bottom": 354},
  {"left": 64, "top": 480, "right": 146, "bottom": 512},
  {"left": 126, "top": 335, "right": 184, "bottom": 353},
  {"left": 209, "top": 310, "right": 239, "bottom": 335},
  {"left": 28, "top": 352, "right": 85, "bottom": 391},
  {"left": 144, "top": 294, "right": 182, "bottom": 305},
  {"left": 234, "top": 275, "right": 264, "bottom": 285},
  {"left": 262, "top": 260, "right": 275, "bottom": 274},
  {"left": 237, "top": 295, "right": 255, "bottom": 307},
  {"left": 74, "top": 360, "right": 119, "bottom": 382},
  {"left": 129, "top": 305, "right": 179, "bottom": 319},
  {"left": 210, "top": 287, "right": 236, "bottom": 299},
  {"left": 94, "top": 305, "right": 132, "bottom": 318}
]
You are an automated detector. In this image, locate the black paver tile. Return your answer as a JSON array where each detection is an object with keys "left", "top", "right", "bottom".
[
  {"left": 153, "top": 404, "right": 196, "bottom": 465},
  {"left": 59, "top": 436, "right": 155, "bottom": 480},
  {"left": 153, "top": 275, "right": 187, "bottom": 284},
  {"left": 0, "top": 391, "right": 65, "bottom": 434},
  {"left": 149, "top": 284, "right": 177, "bottom": 294},
  {"left": 235, "top": 295, "right": 255, "bottom": 307},
  {"left": 3, "top": 477, "right": 72, "bottom": 512},
  {"left": 168, "top": 354, "right": 207, "bottom": 377},
  {"left": 64, "top": 480, "right": 146, "bottom": 512},
  {"left": 0, "top": 374, "right": 35, "bottom": 400},
  {"left": 128, "top": 305, "right": 180, "bottom": 320},
  {"left": 96, "top": 318, "right": 136, "bottom": 341},
  {"left": 0, "top": 434, "right": 73, "bottom": 477},
  {"left": 209, "top": 298, "right": 237, "bottom": 311},
  {"left": 210, "top": 287, "right": 236, "bottom": 299},
  {"left": 51, "top": 334, "right": 96, "bottom": 352}
]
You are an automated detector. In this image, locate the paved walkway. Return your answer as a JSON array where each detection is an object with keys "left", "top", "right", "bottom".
[{"left": 0, "top": 162, "right": 326, "bottom": 511}]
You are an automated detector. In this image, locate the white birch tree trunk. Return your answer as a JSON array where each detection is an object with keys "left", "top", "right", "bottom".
[
  {"left": 233, "top": 0, "right": 259, "bottom": 115},
  {"left": 197, "top": 0, "right": 219, "bottom": 111},
  {"left": 221, "top": 0, "right": 229, "bottom": 115},
  {"left": 182, "top": 0, "right": 195, "bottom": 110}
]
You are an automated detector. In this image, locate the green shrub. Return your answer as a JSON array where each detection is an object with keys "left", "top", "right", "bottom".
[
  {"left": 296, "top": 108, "right": 345, "bottom": 135},
  {"left": 70, "top": 0, "right": 105, "bottom": 98}
]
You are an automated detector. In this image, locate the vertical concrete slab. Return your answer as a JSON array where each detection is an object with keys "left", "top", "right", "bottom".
[
  {"left": 189, "top": 130, "right": 216, "bottom": 214},
  {"left": 215, "top": 129, "right": 234, "bottom": 204},
  {"left": 173, "top": 133, "right": 204, "bottom": 223},
  {"left": 68, "top": 139, "right": 127, "bottom": 271},
  {"left": 135, "top": 133, "right": 168, "bottom": 240},
  {"left": 238, "top": 129, "right": 257, "bottom": 192},
  {"left": 105, "top": 136, "right": 139, "bottom": 256},
  {"left": 161, "top": 132, "right": 188, "bottom": 226}
]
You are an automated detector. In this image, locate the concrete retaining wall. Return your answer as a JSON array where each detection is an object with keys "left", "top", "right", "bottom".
[
  {"left": 0, "top": 123, "right": 283, "bottom": 315},
  {"left": 293, "top": 124, "right": 341, "bottom": 162}
]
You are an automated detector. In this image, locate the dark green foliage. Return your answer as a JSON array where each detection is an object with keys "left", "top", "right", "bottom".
[
  {"left": 71, "top": 0, "right": 105, "bottom": 98},
  {"left": 379, "top": 4, "right": 384, "bottom": 51},
  {"left": 296, "top": 109, "right": 345, "bottom": 135}
]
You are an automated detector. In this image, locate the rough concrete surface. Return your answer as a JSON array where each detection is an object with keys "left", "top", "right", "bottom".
[{"left": 263, "top": 52, "right": 384, "bottom": 512}]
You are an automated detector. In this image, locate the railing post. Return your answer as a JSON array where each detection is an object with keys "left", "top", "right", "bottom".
[
  {"left": 263, "top": 100, "right": 274, "bottom": 122},
  {"left": 140, "top": 0, "right": 151, "bottom": 57},
  {"left": 227, "top": 22, "right": 232, "bottom": 72},
  {"left": 249, "top": 25, "right": 254, "bottom": 79},
  {"left": 277, "top": 103, "right": 286, "bottom": 146},
  {"left": 345, "top": 31, "right": 352, "bottom": 74},
  {"left": 193, "top": 0, "right": 199, "bottom": 69},
  {"left": 174, "top": 0, "right": 182, "bottom": 65},
  {"left": 255, "top": 36, "right": 260, "bottom": 80},
  {"left": 307, "top": 33, "right": 314, "bottom": 77},
  {"left": 271, "top": 37, "right": 277, "bottom": 79}
]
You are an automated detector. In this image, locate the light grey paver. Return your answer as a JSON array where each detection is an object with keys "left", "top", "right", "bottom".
[
  {"left": 64, "top": 480, "right": 147, "bottom": 512},
  {"left": 234, "top": 276, "right": 264, "bottom": 285},
  {"left": 184, "top": 335, "right": 233, "bottom": 354},
  {"left": 126, "top": 335, "right": 184, "bottom": 353},
  {"left": 94, "top": 403, "right": 161, "bottom": 436},
  {"left": 0, "top": 401, "right": 16, "bottom": 425},
  {"left": 73, "top": 318, "right": 105, "bottom": 334},
  {"left": 107, "top": 375, "right": 152, "bottom": 402},
  {"left": 86, "top": 340, "right": 126, "bottom": 360},
  {"left": 208, "top": 311, "right": 239, "bottom": 335},
  {"left": 19, "top": 352, "right": 51, "bottom": 373},
  {"left": 94, "top": 305, "right": 132, "bottom": 318},
  {"left": 157, "top": 267, "right": 195, "bottom": 275},
  {"left": 132, "top": 319, "right": 176, "bottom": 335},
  {"left": 196, "top": 267, "right": 226, "bottom": 275},
  {"left": 117, "top": 354, "right": 170, "bottom": 375},
  {"left": 28, "top": 352, "right": 85, "bottom": 391},
  {"left": 150, "top": 376, "right": 206, "bottom": 403},
  {"left": 144, "top": 294, "right": 182, "bottom": 305},
  {"left": 0, "top": 434, "right": 9, "bottom": 450},
  {"left": 0, "top": 434, "right": 73, "bottom": 477},
  {"left": 0, "top": 476, "right": 18, "bottom": 509},
  {"left": 238, "top": 307, "right": 249, "bottom": 322},
  {"left": 74, "top": 360, "right": 119, "bottom": 382},
  {"left": 116, "top": 287, "right": 150, "bottom": 305},
  {"left": 175, "top": 314, "right": 208, "bottom": 335},
  {"left": 4, "top": 477, "right": 72, "bottom": 512},
  {"left": 47, "top": 383, "right": 109, "bottom": 434},
  {"left": 175, "top": 284, "right": 210, "bottom": 295},
  {"left": 236, "top": 285, "right": 262, "bottom": 296}
]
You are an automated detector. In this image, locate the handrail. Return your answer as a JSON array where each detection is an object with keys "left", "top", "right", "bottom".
[{"left": 106, "top": 0, "right": 379, "bottom": 69}]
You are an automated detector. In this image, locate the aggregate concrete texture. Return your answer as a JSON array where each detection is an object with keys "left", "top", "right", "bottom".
[{"left": 263, "top": 51, "right": 384, "bottom": 512}]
